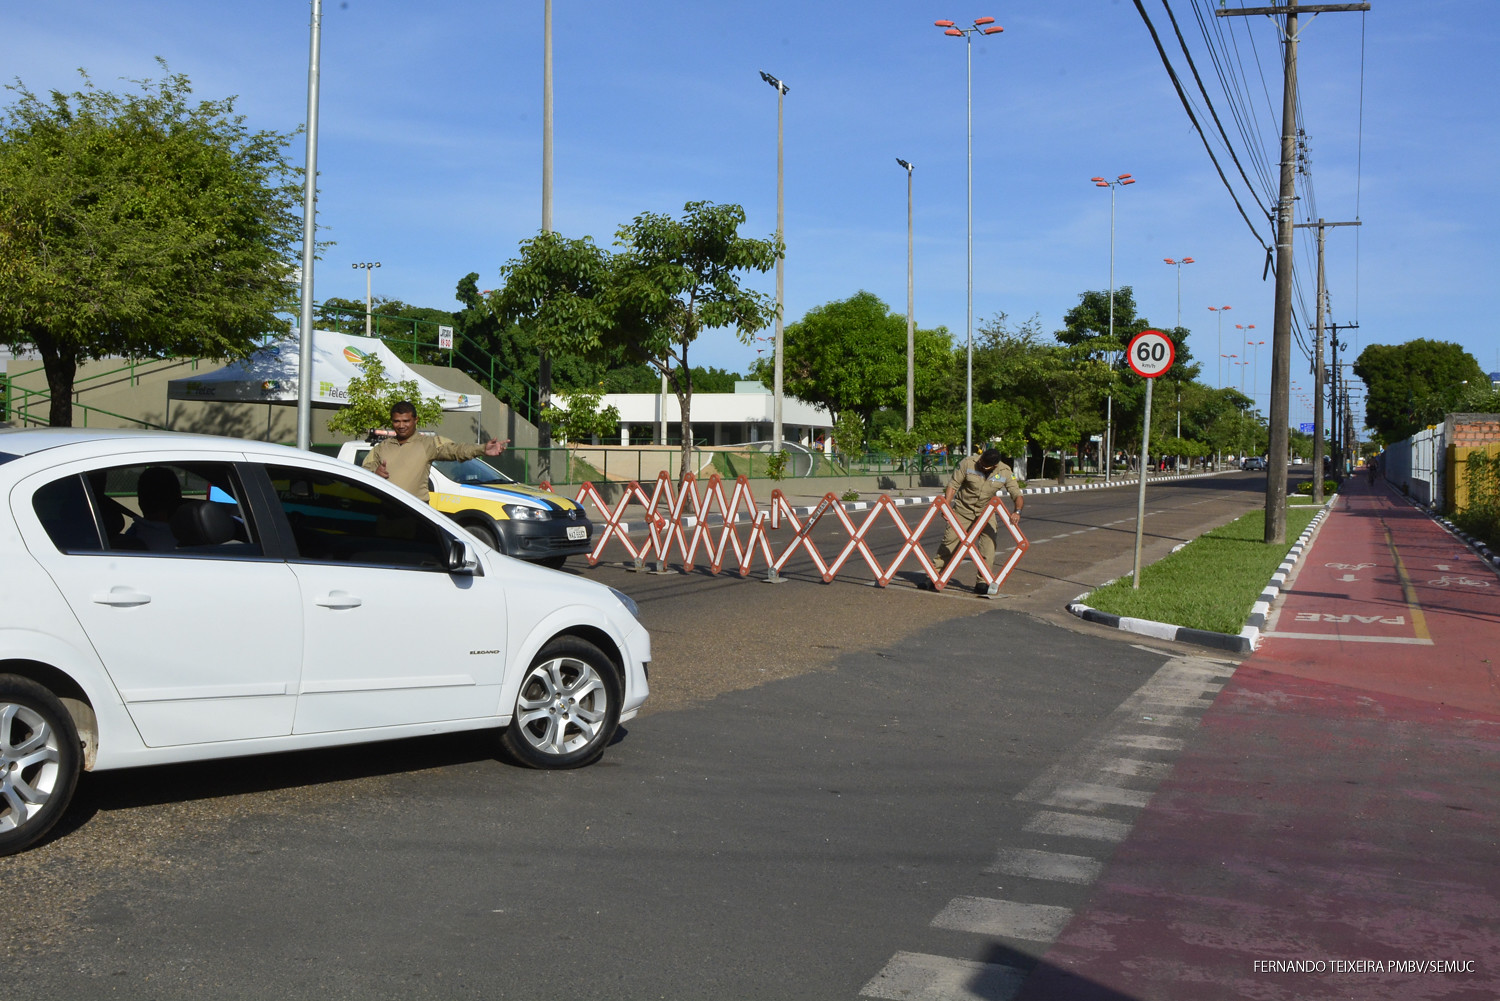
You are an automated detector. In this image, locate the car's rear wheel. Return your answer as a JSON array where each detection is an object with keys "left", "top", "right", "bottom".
[
  {"left": 501, "top": 637, "right": 621, "bottom": 769},
  {"left": 0, "top": 675, "right": 81, "bottom": 857}
]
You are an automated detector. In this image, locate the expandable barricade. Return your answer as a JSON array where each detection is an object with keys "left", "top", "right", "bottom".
[{"left": 564, "top": 472, "right": 1028, "bottom": 592}]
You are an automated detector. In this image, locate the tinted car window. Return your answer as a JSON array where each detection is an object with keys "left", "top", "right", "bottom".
[
  {"left": 84, "top": 462, "right": 261, "bottom": 556},
  {"left": 32, "top": 475, "right": 105, "bottom": 553},
  {"left": 0, "top": 452, "right": 19, "bottom": 466},
  {"left": 266, "top": 464, "right": 450, "bottom": 570}
]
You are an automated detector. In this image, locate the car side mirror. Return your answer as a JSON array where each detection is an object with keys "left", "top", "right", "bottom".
[{"left": 446, "top": 538, "right": 478, "bottom": 575}]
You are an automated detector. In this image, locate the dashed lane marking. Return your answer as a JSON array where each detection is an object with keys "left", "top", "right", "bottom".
[
  {"left": 861, "top": 952, "right": 1027, "bottom": 1001},
  {"left": 985, "top": 847, "right": 1104, "bottom": 885},
  {"left": 931, "top": 897, "right": 1074, "bottom": 942}
]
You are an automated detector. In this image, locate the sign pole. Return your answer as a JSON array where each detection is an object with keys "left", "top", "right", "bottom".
[
  {"left": 1126, "top": 329, "right": 1174, "bottom": 589},
  {"left": 1133, "top": 377, "right": 1153, "bottom": 589}
]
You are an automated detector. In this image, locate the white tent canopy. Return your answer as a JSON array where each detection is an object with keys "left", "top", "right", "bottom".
[{"left": 166, "top": 330, "right": 480, "bottom": 411}]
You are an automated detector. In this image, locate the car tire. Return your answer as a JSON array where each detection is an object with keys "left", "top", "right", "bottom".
[
  {"left": 466, "top": 520, "right": 501, "bottom": 553},
  {"left": 0, "top": 675, "right": 82, "bottom": 857},
  {"left": 500, "top": 637, "right": 621, "bottom": 770}
]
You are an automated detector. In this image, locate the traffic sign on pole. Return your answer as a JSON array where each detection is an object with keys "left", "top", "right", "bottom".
[{"left": 1127, "top": 329, "right": 1174, "bottom": 379}]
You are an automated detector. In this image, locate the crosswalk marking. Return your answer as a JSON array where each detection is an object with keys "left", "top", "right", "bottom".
[
  {"left": 931, "top": 896, "right": 1074, "bottom": 941},
  {"left": 860, "top": 951, "right": 1027, "bottom": 1001},
  {"left": 1035, "top": 780, "right": 1153, "bottom": 811},
  {"left": 1024, "top": 810, "right": 1130, "bottom": 842},
  {"left": 985, "top": 847, "right": 1103, "bottom": 884}
]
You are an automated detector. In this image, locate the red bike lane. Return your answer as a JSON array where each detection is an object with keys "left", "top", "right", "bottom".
[{"left": 1017, "top": 479, "right": 1500, "bottom": 1001}]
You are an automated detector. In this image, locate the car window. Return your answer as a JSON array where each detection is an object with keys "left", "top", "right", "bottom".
[
  {"left": 433, "top": 457, "right": 517, "bottom": 487},
  {"left": 32, "top": 475, "right": 105, "bottom": 553},
  {"left": 0, "top": 452, "right": 19, "bottom": 466},
  {"left": 266, "top": 464, "right": 451, "bottom": 570},
  {"left": 93, "top": 462, "right": 260, "bottom": 556},
  {"left": 34, "top": 462, "right": 259, "bottom": 557}
]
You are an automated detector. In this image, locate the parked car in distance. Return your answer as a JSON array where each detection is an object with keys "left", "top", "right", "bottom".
[
  {"left": 0, "top": 428, "right": 649, "bottom": 856},
  {"left": 337, "top": 439, "right": 592, "bottom": 569},
  {"left": 1242, "top": 456, "right": 1267, "bottom": 471}
]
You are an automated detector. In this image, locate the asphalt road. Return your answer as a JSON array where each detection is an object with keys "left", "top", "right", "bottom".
[{"left": 3, "top": 474, "right": 1271, "bottom": 1000}]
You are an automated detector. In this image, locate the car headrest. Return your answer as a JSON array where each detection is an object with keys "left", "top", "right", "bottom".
[{"left": 170, "top": 500, "right": 238, "bottom": 547}]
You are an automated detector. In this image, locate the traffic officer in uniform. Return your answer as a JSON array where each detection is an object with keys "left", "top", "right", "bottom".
[{"left": 924, "top": 447, "right": 1024, "bottom": 596}]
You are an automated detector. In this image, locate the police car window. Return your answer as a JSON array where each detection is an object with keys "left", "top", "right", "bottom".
[
  {"left": 266, "top": 465, "right": 449, "bottom": 570},
  {"left": 433, "top": 458, "right": 516, "bottom": 486},
  {"left": 0, "top": 452, "right": 19, "bottom": 466},
  {"left": 85, "top": 463, "right": 261, "bottom": 557}
]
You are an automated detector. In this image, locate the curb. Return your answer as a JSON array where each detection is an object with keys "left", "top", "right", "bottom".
[
  {"left": 607, "top": 469, "right": 1233, "bottom": 534},
  {"left": 1065, "top": 497, "right": 1336, "bottom": 655}
]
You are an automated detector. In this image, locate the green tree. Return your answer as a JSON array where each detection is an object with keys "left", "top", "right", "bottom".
[
  {"left": 542, "top": 386, "right": 621, "bottom": 446},
  {"left": 773, "top": 290, "right": 905, "bottom": 427},
  {"left": 1354, "top": 339, "right": 1486, "bottom": 442},
  {"left": 609, "top": 201, "right": 779, "bottom": 479},
  {"left": 0, "top": 65, "right": 303, "bottom": 426},
  {"left": 325, "top": 353, "right": 443, "bottom": 440},
  {"left": 487, "top": 231, "right": 616, "bottom": 477}
]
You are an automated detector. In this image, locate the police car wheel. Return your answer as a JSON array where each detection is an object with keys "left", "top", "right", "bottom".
[
  {"left": 467, "top": 521, "right": 500, "bottom": 552},
  {"left": 501, "top": 638, "right": 621, "bottom": 770},
  {"left": 0, "top": 675, "right": 82, "bottom": 857}
]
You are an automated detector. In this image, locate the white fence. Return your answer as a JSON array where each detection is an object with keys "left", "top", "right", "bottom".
[{"left": 1384, "top": 425, "right": 1445, "bottom": 509}]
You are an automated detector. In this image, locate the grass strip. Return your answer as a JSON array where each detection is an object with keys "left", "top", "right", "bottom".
[{"left": 1082, "top": 505, "right": 1321, "bottom": 635}]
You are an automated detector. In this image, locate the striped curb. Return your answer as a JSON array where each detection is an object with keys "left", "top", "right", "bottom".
[
  {"left": 1066, "top": 497, "right": 1336, "bottom": 655},
  {"left": 607, "top": 469, "right": 1233, "bottom": 534}
]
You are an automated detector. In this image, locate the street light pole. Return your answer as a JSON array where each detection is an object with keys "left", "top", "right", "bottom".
[
  {"left": 295, "top": 0, "right": 324, "bottom": 452},
  {"left": 936, "top": 17, "right": 1003, "bottom": 458},
  {"left": 1162, "top": 256, "right": 1195, "bottom": 330},
  {"left": 897, "top": 158, "right": 915, "bottom": 431},
  {"left": 1208, "top": 305, "right": 1231, "bottom": 388},
  {"left": 352, "top": 261, "right": 380, "bottom": 338},
  {"left": 1092, "top": 173, "right": 1136, "bottom": 483},
  {"left": 760, "top": 70, "right": 789, "bottom": 452},
  {"left": 1235, "top": 324, "right": 1256, "bottom": 394}
]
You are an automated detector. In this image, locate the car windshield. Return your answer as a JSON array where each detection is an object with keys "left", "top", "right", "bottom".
[{"left": 434, "top": 458, "right": 518, "bottom": 487}]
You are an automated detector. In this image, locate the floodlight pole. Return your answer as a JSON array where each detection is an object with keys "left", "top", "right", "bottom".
[
  {"left": 761, "top": 70, "right": 789, "bottom": 452},
  {"left": 897, "top": 158, "right": 915, "bottom": 430},
  {"left": 295, "top": 0, "right": 324, "bottom": 452}
]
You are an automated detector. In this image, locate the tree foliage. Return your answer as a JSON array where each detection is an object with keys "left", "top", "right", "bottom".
[
  {"left": 0, "top": 64, "right": 302, "bottom": 425},
  {"left": 543, "top": 387, "right": 621, "bottom": 446},
  {"left": 609, "top": 201, "right": 779, "bottom": 477},
  {"left": 1354, "top": 339, "right": 1486, "bottom": 442},
  {"left": 324, "top": 354, "right": 443, "bottom": 440}
]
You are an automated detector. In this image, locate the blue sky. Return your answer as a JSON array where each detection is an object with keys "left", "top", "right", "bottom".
[{"left": 4, "top": 1, "right": 1495, "bottom": 429}]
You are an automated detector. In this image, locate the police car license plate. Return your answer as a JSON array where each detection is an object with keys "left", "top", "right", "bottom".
[{"left": 566, "top": 525, "right": 586, "bottom": 541}]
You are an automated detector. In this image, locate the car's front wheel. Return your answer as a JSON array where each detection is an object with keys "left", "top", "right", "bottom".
[
  {"left": 501, "top": 637, "right": 621, "bottom": 769},
  {"left": 0, "top": 675, "right": 82, "bottom": 857}
]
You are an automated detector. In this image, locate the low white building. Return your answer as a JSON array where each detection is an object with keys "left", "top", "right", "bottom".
[{"left": 572, "top": 382, "right": 834, "bottom": 447}]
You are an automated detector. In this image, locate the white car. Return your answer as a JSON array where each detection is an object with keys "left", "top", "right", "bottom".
[
  {"left": 335, "top": 440, "right": 593, "bottom": 568},
  {"left": 0, "top": 428, "right": 650, "bottom": 856}
]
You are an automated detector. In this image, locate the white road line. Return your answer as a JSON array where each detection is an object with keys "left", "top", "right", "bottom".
[
  {"left": 985, "top": 847, "right": 1103, "bottom": 884},
  {"left": 1101, "top": 757, "right": 1173, "bottom": 780},
  {"left": 861, "top": 951, "right": 1027, "bottom": 1001},
  {"left": 1107, "top": 733, "right": 1186, "bottom": 752},
  {"left": 1036, "top": 781, "right": 1153, "bottom": 812},
  {"left": 1024, "top": 810, "right": 1130, "bottom": 842},
  {"left": 1261, "top": 631, "right": 1434, "bottom": 645},
  {"left": 931, "top": 896, "right": 1074, "bottom": 942}
]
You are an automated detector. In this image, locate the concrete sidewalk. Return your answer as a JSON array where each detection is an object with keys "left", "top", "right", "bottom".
[{"left": 1015, "top": 476, "right": 1500, "bottom": 1000}]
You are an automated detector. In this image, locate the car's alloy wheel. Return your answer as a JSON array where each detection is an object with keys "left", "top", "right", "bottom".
[
  {"left": 501, "top": 638, "right": 620, "bottom": 769},
  {"left": 0, "top": 676, "right": 81, "bottom": 856}
]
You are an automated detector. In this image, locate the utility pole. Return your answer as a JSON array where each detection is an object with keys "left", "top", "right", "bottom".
[
  {"left": 1294, "top": 217, "right": 1358, "bottom": 502},
  {"left": 1218, "top": 0, "right": 1370, "bottom": 543}
]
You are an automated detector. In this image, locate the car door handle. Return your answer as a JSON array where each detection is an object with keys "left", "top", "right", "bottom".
[
  {"left": 92, "top": 586, "right": 152, "bottom": 607},
  {"left": 315, "top": 591, "right": 363, "bottom": 609}
]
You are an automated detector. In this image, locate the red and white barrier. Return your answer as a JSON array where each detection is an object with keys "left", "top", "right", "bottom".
[{"left": 566, "top": 472, "right": 1028, "bottom": 592}]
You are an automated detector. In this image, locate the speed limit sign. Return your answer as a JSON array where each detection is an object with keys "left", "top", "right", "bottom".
[{"left": 1127, "top": 329, "right": 1174, "bottom": 379}]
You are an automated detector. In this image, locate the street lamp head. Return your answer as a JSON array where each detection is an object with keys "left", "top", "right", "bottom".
[
  {"left": 896, "top": 158, "right": 913, "bottom": 171},
  {"left": 1118, "top": 174, "right": 1133, "bottom": 180},
  {"left": 934, "top": 19, "right": 955, "bottom": 26},
  {"left": 1183, "top": 257, "right": 1195, "bottom": 264},
  {"left": 944, "top": 28, "right": 962, "bottom": 35},
  {"left": 759, "top": 70, "right": 787, "bottom": 93},
  {"left": 1164, "top": 258, "right": 1175, "bottom": 265},
  {"left": 974, "top": 16, "right": 996, "bottom": 25},
  {"left": 982, "top": 25, "right": 1004, "bottom": 34},
  {"left": 1120, "top": 178, "right": 1136, "bottom": 185},
  {"left": 1090, "top": 176, "right": 1105, "bottom": 182}
]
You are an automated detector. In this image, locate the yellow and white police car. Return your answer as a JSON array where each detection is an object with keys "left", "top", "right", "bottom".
[{"left": 337, "top": 441, "right": 592, "bottom": 568}]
